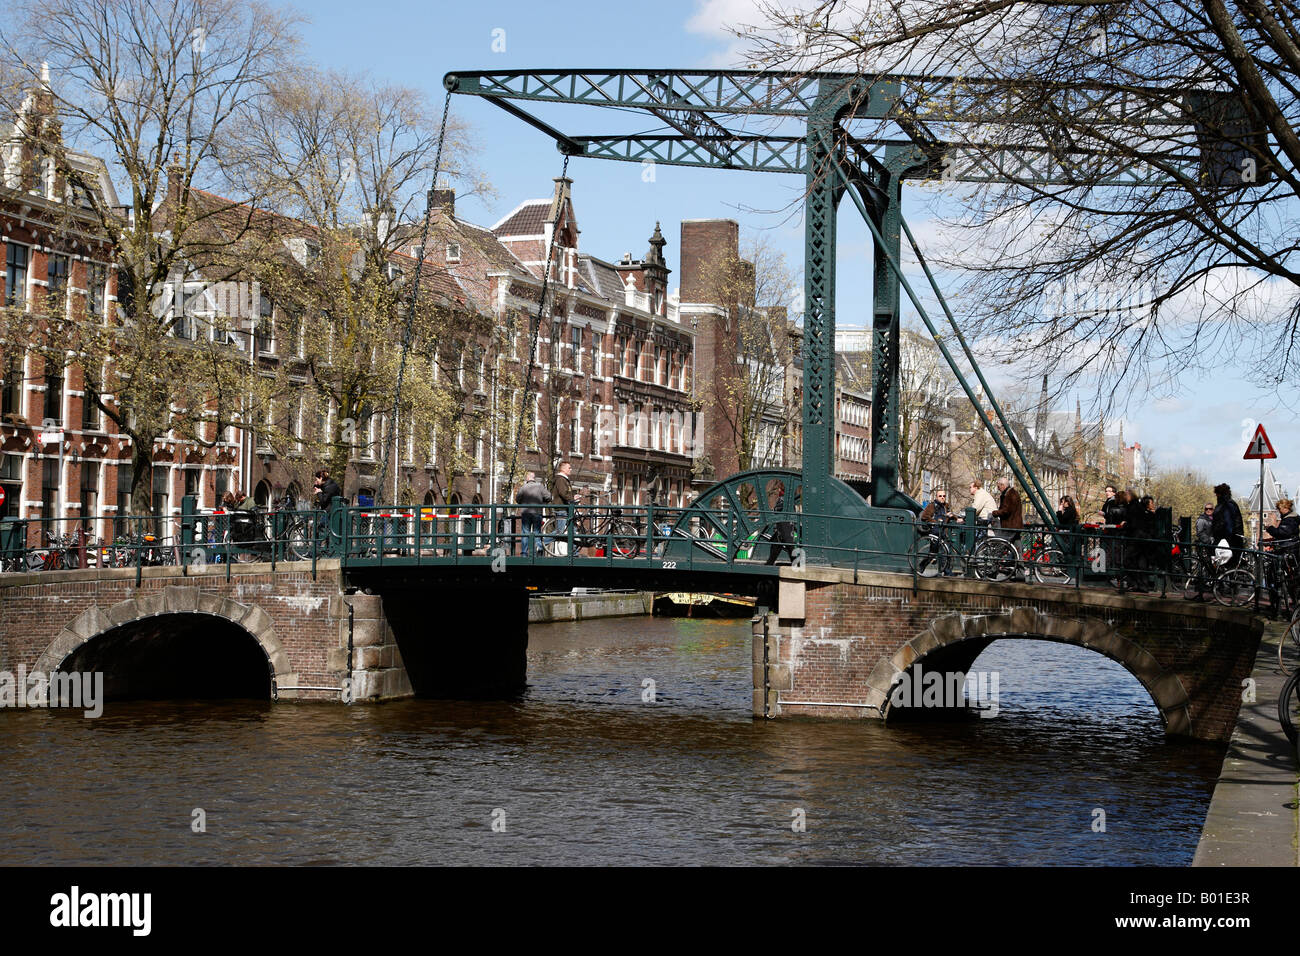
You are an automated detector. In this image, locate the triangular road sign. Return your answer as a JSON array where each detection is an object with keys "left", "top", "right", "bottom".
[{"left": 1243, "top": 423, "right": 1277, "bottom": 459}]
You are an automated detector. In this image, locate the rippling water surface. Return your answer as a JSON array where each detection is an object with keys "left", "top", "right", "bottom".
[{"left": 0, "top": 615, "right": 1224, "bottom": 865}]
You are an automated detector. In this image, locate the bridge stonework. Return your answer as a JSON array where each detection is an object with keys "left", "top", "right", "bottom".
[
  {"left": 0, "top": 561, "right": 379, "bottom": 701},
  {"left": 757, "top": 568, "right": 1264, "bottom": 741}
]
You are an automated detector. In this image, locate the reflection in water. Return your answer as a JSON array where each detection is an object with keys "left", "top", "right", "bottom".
[{"left": 0, "top": 615, "right": 1223, "bottom": 865}]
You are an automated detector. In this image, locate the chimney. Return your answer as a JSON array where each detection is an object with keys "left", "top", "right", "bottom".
[{"left": 432, "top": 187, "right": 455, "bottom": 218}]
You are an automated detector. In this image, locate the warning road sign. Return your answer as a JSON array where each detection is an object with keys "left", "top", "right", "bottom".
[{"left": 1243, "top": 423, "right": 1277, "bottom": 459}]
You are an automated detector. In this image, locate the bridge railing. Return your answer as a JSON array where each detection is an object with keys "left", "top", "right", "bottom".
[{"left": 3, "top": 502, "right": 1296, "bottom": 612}]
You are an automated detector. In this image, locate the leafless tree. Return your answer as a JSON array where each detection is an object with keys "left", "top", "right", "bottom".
[
  {"left": 0, "top": 0, "right": 301, "bottom": 514},
  {"left": 734, "top": 1, "right": 1300, "bottom": 410}
]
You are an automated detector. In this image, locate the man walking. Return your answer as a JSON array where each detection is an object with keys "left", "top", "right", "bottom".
[
  {"left": 969, "top": 480, "right": 995, "bottom": 521},
  {"left": 516, "top": 471, "right": 550, "bottom": 556},
  {"left": 1212, "top": 483, "right": 1245, "bottom": 571},
  {"left": 1191, "top": 502, "right": 1216, "bottom": 601},
  {"left": 991, "top": 477, "right": 1024, "bottom": 543},
  {"left": 551, "top": 460, "right": 575, "bottom": 555},
  {"left": 764, "top": 483, "right": 797, "bottom": 566}
]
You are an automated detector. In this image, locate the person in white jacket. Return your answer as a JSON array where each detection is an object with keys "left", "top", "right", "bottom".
[{"left": 969, "top": 479, "right": 996, "bottom": 521}]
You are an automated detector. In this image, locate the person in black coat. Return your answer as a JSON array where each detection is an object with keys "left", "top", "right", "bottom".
[
  {"left": 765, "top": 485, "right": 797, "bottom": 566},
  {"left": 313, "top": 469, "right": 343, "bottom": 510},
  {"left": 1212, "top": 483, "right": 1246, "bottom": 571},
  {"left": 1056, "top": 496, "right": 1079, "bottom": 527}
]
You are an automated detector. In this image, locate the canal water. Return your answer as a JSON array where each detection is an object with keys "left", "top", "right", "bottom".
[{"left": 0, "top": 615, "right": 1224, "bottom": 865}]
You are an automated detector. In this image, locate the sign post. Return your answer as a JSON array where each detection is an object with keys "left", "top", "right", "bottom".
[
  {"left": 1243, "top": 423, "right": 1278, "bottom": 549},
  {"left": 1243, "top": 424, "right": 1278, "bottom": 610}
]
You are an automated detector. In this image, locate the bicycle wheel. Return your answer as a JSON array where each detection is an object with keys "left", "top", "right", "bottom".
[
  {"left": 972, "top": 537, "right": 1018, "bottom": 582},
  {"left": 1279, "top": 609, "right": 1300, "bottom": 675},
  {"left": 609, "top": 521, "right": 641, "bottom": 559},
  {"left": 1278, "top": 668, "right": 1300, "bottom": 746},
  {"left": 1214, "top": 568, "right": 1256, "bottom": 607},
  {"left": 1031, "top": 547, "right": 1075, "bottom": 586},
  {"left": 539, "top": 517, "right": 566, "bottom": 557},
  {"left": 908, "top": 534, "right": 951, "bottom": 577},
  {"left": 286, "top": 518, "right": 314, "bottom": 561}
]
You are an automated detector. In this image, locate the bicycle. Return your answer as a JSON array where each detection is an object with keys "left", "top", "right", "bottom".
[
  {"left": 1278, "top": 667, "right": 1299, "bottom": 747},
  {"left": 1278, "top": 606, "right": 1300, "bottom": 675},
  {"left": 540, "top": 492, "right": 640, "bottom": 558},
  {"left": 908, "top": 520, "right": 1026, "bottom": 582},
  {"left": 1213, "top": 544, "right": 1299, "bottom": 610}
]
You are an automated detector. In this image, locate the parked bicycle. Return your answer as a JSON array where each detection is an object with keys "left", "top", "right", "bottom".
[{"left": 540, "top": 492, "right": 641, "bottom": 558}]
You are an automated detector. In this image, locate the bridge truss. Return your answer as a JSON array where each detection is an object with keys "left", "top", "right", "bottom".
[{"left": 443, "top": 67, "right": 1249, "bottom": 557}]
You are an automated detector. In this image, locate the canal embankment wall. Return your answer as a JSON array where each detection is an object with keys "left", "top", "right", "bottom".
[
  {"left": 1193, "top": 619, "right": 1300, "bottom": 866},
  {"left": 528, "top": 591, "right": 652, "bottom": 623}
]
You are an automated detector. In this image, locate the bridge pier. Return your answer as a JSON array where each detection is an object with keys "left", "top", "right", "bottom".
[
  {"left": 753, "top": 568, "right": 1263, "bottom": 741},
  {"left": 349, "top": 583, "right": 529, "bottom": 701}
]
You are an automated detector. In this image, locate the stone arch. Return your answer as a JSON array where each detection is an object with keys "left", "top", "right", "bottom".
[
  {"left": 868, "top": 606, "right": 1193, "bottom": 736},
  {"left": 33, "top": 586, "right": 292, "bottom": 691}
]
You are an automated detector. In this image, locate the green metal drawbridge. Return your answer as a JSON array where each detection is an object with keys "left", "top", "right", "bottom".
[{"left": 441, "top": 69, "right": 1251, "bottom": 567}]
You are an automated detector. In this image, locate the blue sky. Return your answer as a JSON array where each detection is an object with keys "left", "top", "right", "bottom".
[{"left": 274, "top": 0, "right": 1298, "bottom": 500}]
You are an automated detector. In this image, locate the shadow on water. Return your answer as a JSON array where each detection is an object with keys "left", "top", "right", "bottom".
[{"left": 0, "top": 616, "right": 1224, "bottom": 865}]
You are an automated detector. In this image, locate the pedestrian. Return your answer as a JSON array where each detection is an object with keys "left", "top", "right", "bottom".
[
  {"left": 1190, "top": 501, "right": 1215, "bottom": 601},
  {"left": 1124, "top": 493, "right": 1157, "bottom": 592},
  {"left": 516, "top": 471, "right": 550, "bottom": 556},
  {"left": 969, "top": 479, "right": 996, "bottom": 521},
  {"left": 551, "top": 460, "right": 575, "bottom": 554},
  {"left": 1101, "top": 484, "right": 1126, "bottom": 526},
  {"left": 991, "top": 477, "right": 1023, "bottom": 544},
  {"left": 765, "top": 483, "right": 796, "bottom": 566},
  {"left": 1263, "top": 498, "right": 1297, "bottom": 612},
  {"left": 1264, "top": 498, "right": 1299, "bottom": 545},
  {"left": 920, "top": 489, "right": 950, "bottom": 529},
  {"left": 313, "top": 469, "right": 342, "bottom": 510},
  {"left": 1212, "top": 483, "right": 1245, "bottom": 571},
  {"left": 1056, "top": 496, "right": 1079, "bottom": 527}
]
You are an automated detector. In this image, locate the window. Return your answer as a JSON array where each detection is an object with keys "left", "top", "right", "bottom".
[
  {"left": 42, "top": 457, "right": 59, "bottom": 519},
  {"left": 1, "top": 353, "right": 22, "bottom": 417},
  {"left": 152, "top": 465, "right": 169, "bottom": 516},
  {"left": 80, "top": 462, "right": 99, "bottom": 526},
  {"left": 184, "top": 467, "right": 200, "bottom": 501},
  {"left": 5, "top": 243, "right": 28, "bottom": 308},
  {"left": 446, "top": 242, "right": 461, "bottom": 263},
  {"left": 117, "top": 465, "right": 133, "bottom": 522},
  {"left": 81, "top": 384, "right": 98, "bottom": 431},
  {"left": 44, "top": 360, "right": 63, "bottom": 425},
  {"left": 570, "top": 326, "right": 582, "bottom": 370},
  {"left": 84, "top": 264, "right": 106, "bottom": 318},
  {"left": 0, "top": 454, "right": 21, "bottom": 520},
  {"left": 654, "top": 346, "right": 663, "bottom": 385},
  {"left": 570, "top": 401, "right": 581, "bottom": 455},
  {"left": 551, "top": 321, "right": 562, "bottom": 366},
  {"left": 256, "top": 295, "right": 273, "bottom": 353},
  {"left": 46, "top": 253, "right": 69, "bottom": 302},
  {"left": 173, "top": 282, "right": 194, "bottom": 340}
]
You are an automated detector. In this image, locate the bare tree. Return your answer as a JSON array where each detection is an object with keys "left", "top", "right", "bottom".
[
  {"left": 227, "top": 66, "right": 495, "bottom": 496},
  {"left": 735, "top": 1, "right": 1300, "bottom": 408},
  {"left": 0, "top": 0, "right": 301, "bottom": 514}
]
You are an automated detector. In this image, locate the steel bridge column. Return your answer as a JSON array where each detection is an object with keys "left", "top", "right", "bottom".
[
  {"left": 869, "top": 150, "right": 906, "bottom": 509},
  {"left": 801, "top": 83, "right": 854, "bottom": 550}
]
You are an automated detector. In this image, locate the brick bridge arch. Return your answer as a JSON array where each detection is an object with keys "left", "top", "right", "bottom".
[
  {"left": 32, "top": 586, "right": 292, "bottom": 689},
  {"left": 871, "top": 607, "right": 1193, "bottom": 735}
]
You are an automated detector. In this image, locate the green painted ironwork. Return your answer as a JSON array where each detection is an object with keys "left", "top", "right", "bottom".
[{"left": 440, "top": 66, "right": 1241, "bottom": 543}]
